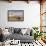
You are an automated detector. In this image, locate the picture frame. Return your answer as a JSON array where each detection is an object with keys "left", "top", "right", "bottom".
[{"left": 8, "top": 10, "right": 24, "bottom": 21}]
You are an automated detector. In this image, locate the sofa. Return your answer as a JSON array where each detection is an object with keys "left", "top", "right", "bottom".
[{"left": 3, "top": 27, "right": 34, "bottom": 43}]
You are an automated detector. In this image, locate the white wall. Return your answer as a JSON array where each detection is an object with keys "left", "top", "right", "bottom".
[{"left": 0, "top": 1, "right": 40, "bottom": 28}]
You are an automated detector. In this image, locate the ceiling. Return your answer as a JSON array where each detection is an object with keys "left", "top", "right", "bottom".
[
  {"left": 0, "top": 0, "right": 43, "bottom": 4},
  {"left": 1, "top": 0, "right": 39, "bottom": 1}
]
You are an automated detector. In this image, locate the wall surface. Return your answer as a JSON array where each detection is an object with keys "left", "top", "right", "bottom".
[{"left": 0, "top": 1, "right": 40, "bottom": 28}]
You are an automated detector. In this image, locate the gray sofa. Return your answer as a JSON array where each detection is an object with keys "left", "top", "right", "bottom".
[{"left": 3, "top": 27, "right": 34, "bottom": 43}]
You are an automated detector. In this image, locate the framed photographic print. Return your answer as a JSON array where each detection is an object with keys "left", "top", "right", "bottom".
[{"left": 8, "top": 10, "right": 24, "bottom": 21}]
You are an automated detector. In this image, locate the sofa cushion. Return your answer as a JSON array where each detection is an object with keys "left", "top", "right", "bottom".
[{"left": 8, "top": 33, "right": 34, "bottom": 43}]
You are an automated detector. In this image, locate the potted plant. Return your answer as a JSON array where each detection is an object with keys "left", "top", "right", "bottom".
[
  {"left": 32, "top": 27, "right": 43, "bottom": 40},
  {"left": 32, "top": 27, "right": 38, "bottom": 40}
]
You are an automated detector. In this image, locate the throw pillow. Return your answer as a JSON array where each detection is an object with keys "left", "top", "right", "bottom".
[
  {"left": 24, "top": 28, "right": 31, "bottom": 35},
  {"left": 14, "top": 28, "right": 21, "bottom": 33},
  {"left": 8, "top": 27, "right": 14, "bottom": 34},
  {"left": 21, "top": 28, "right": 27, "bottom": 35}
]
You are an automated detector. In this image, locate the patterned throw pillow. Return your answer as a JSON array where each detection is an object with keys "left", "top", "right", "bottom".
[
  {"left": 8, "top": 27, "right": 14, "bottom": 34},
  {"left": 14, "top": 28, "right": 21, "bottom": 33}
]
